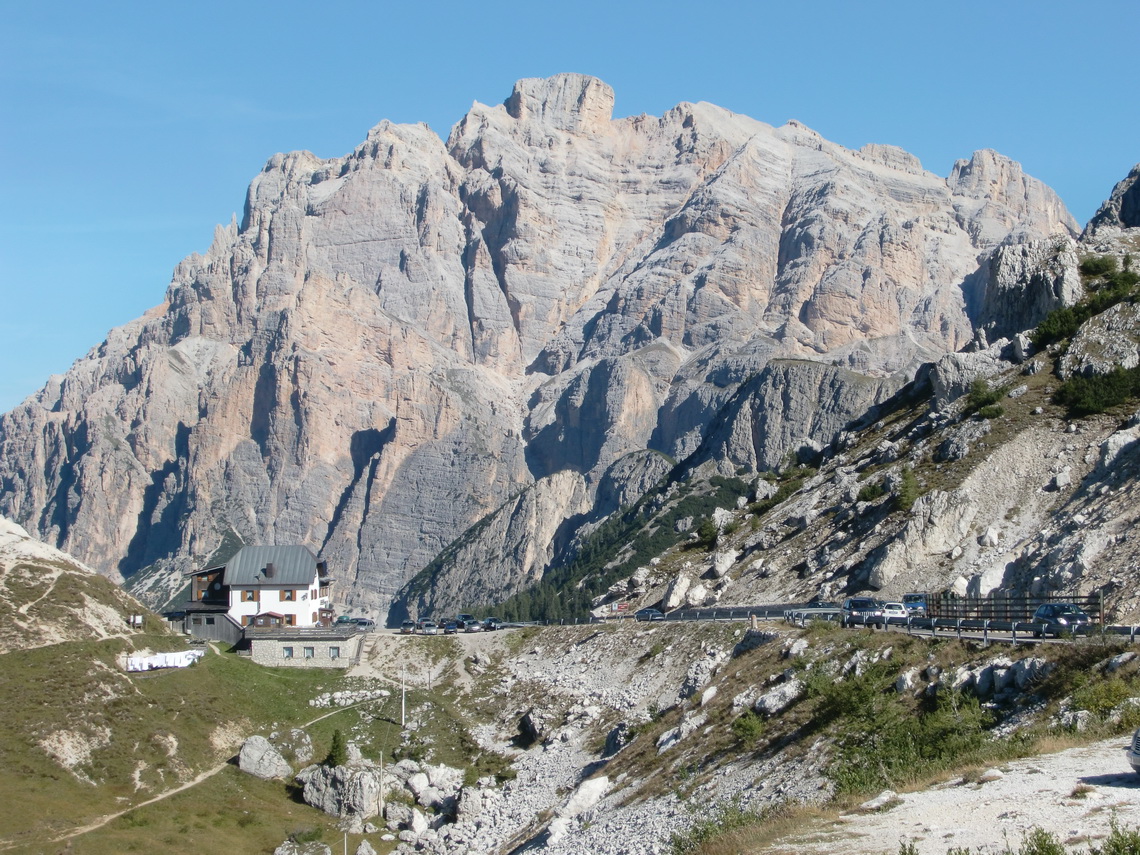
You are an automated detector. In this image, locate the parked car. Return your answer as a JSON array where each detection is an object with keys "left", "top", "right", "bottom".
[
  {"left": 335, "top": 615, "right": 355, "bottom": 625},
  {"left": 352, "top": 618, "right": 376, "bottom": 631},
  {"left": 635, "top": 608, "right": 665, "bottom": 622},
  {"left": 841, "top": 597, "right": 884, "bottom": 628},
  {"left": 420, "top": 621, "right": 439, "bottom": 635},
  {"left": 1126, "top": 728, "right": 1140, "bottom": 775},
  {"left": 442, "top": 620, "right": 459, "bottom": 634},
  {"left": 881, "top": 602, "right": 908, "bottom": 622},
  {"left": 482, "top": 617, "right": 503, "bottom": 631},
  {"left": 902, "top": 593, "right": 928, "bottom": 617},
  {"left": 462, "top": 619, "right": 482, "bottom": 632},
  {"left": 1032, "top": 603, "right": 1091, "bottom": 637},
  {"left": 456, "top": 613, "right": 477, "bottom": 625},
  {"left": 400, "top": 620, "right": 416, "bottom": 634}
]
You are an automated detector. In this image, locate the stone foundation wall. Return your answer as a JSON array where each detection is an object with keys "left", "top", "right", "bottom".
[{"left": 249, "top": 636, "right": 360, "bottom": 668}]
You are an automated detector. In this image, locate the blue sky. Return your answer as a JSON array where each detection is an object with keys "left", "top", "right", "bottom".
[{"left": 1, "top": 0, "right": 1137, "bottom": 413}]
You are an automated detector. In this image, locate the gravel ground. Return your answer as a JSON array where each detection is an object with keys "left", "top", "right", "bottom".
[{"left": 775, "top": 737, "right": 1140, "bottom": 854}]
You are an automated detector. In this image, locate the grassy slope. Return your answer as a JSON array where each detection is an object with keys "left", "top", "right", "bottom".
[{"left": 0, "top": 638, "right": 344, "bottom": 852}]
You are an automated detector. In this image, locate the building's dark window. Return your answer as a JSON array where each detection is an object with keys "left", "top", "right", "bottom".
[
  {"left": 205, "top": 617, "right": 215, "bottom": 625},
  {"left": 303, "top": 647, "right": 315, "bottom": 659},
  {"left": 329, "top": 647, "right": 340, "bottom": 660},
  {"left": 282, "top": 647, "right": 294, "bottom": 659}
]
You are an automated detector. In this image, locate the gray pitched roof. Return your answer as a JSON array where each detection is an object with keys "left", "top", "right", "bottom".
[{"left": 223, "top": 545, "right": 320, "bottom": 586}]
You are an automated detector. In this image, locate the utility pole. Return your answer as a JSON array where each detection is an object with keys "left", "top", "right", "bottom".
[{"left": 401, "top": 665, "right": 406, "bottom": 728}]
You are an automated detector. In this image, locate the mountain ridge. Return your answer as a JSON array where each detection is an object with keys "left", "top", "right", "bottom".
[{"left": 0, "top": 74, "right": 1078, "bottom": 616}]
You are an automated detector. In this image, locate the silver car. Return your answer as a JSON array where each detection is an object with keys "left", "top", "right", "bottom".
[{"left": 1127, "top": 729, "right": 1140, "bottom": 775}]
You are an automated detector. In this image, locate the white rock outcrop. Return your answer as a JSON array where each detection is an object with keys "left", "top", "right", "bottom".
[{"left": 239, "top": 735, "right": 294, "bottom": 780}]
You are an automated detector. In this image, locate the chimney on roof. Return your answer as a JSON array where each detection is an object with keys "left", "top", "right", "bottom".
[
  {"left": 317, "top": 561, "right": 327, "bottom": 576},
  {"left": 265, "top": 563, "right": 275, "bottom": 578}
]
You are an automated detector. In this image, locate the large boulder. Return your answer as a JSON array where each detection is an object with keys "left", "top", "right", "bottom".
[
  {"left": 753, "top": 680, "right": 805, "bottom": 716},
  {"left": 868, "top": 489, "right": 977, "bottom": 589},
  {"left": 1059, "top": 302, "right": 1140, "bottom": 380},
  {"left": 295, "top": 762, "right": 389, "bottom": 819},
  {"left": 929, "top": 347, "right": 1009, "bottom": 410},
  {"left": 274, "top": 843, "right": 332, "bottom": 855},
  {"left": 662, "top": 572, "right": 693, "bottom": 610},
  {"left": 239, "top": 735, "right": 293, "bottom": 780}
]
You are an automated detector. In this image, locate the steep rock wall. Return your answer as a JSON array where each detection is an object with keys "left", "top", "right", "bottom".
[{"left": 0, "top": 74, "right": 1077, "bottom": 613}]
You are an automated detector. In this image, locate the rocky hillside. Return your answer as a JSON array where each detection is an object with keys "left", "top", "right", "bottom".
[
  {"left": 398, "top": 167, "right": 1140, "bottom": 624},
  {"left": 0, "top": 74, "right": 1076, "bottom": 616},
  {"left": 0, "top": 516, "right": 154, "bottom": 654}
]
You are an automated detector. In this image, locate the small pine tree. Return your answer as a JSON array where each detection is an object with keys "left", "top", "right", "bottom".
[
  {"left": 696, "top": 518, "right": 719, "bottom": 549},
  {"left": 894, "top": 467, "right": 919, "bottom": 513},
  {"left": 325, "top": 729, "right": 348, "bottom": 767}
]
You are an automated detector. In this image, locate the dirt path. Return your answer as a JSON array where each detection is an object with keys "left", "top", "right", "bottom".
[{"left": 772, "top": 737, "right": 1140, "bottom": 854}]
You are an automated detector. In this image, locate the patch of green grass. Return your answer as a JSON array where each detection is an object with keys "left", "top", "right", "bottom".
[
  {"left": 24, "top": 765, "right": 354, "bottom": 855},
  {"left": 0, "top": 641, "right": 341, "bottom": 844}
]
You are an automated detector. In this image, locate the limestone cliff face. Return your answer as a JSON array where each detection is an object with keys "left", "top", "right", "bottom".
[{"left": 0, "top": 74, "right": 1078, "bottom": 614}]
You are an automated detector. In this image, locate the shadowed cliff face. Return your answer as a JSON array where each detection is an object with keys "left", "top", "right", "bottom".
[{"left": 0, "top": 74, "right": 1078, "bottom": 613}]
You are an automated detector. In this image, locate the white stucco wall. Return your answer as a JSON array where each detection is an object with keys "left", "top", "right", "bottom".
[{"left": 227, "top": 584, "right": 330, "bottom": 626}]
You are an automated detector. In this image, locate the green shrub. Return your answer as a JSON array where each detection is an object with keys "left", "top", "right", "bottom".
[
  {"left": 1016, "top": 827, "right": 1066, "bottom": 855},
  {"left": 977, "top": 404, "right": 1004, "bottom": 419},
  {"left": 1080, "top": 254, "right": 1119, "bottom": 278},
  {"left": 1069, "top": 677, "right": 1135, "bottom": 717},
  {"left": 1053, "top": 366, "right": 1140, "bottom": 417},
  {"left": 731, "top": 710, "right": 765, "bottom": 743},
  {"left": 894, "top": 468, "right": 920, "bottom": 513},
  {"left": 695, "top": 518, "right": 719, "bottom": 549},
  {"left": 669, "top": 801, "right": 761, "bottom": 854},
  {"left": 1090, "top": 818, "right": 1140, "bottom": 855},
  {"left": 1032, "top": 306, "right": 1082, "bottom": 348},
  {"left": 856, "top": 482, "right": 886, "bottom": 503},
  {"left": 808, "top": 662, "right": 995, "bottom": 794},
  {"left": 964, "top": 378, "right": 1003, "bottom": 413}
]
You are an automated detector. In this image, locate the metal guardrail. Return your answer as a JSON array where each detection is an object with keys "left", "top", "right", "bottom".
[
  {"left": 486, "top": 605, "right": 1140, "bottom": 649},
  {"left": 781, "top": 608, "right": 1140, "bottom": 645},
  {"left": 243, "top": 624, "right": 361, "bottom": 638}
]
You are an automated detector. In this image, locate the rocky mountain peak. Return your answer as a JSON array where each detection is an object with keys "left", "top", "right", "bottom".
[
  {"left": 0, "top": 75, "right": 1088, "bottom": 618},
  {"left": 504, "top": 73, "right": 615, "bottom": 134},
  {"left": 949, "top": 149, "right": 1077, "bottom": 246},
  {"left": 1085, "top": 163, "right": 1140, "bottom": 235}
]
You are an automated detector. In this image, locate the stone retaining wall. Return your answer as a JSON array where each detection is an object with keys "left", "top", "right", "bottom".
[{"left": 249, "top": 636, "right": 361, "bottom": 668}]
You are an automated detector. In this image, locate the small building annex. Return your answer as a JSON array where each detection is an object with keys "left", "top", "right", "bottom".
[{"left": 184, "top": 545, "right": 334, "bottom": 645}]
